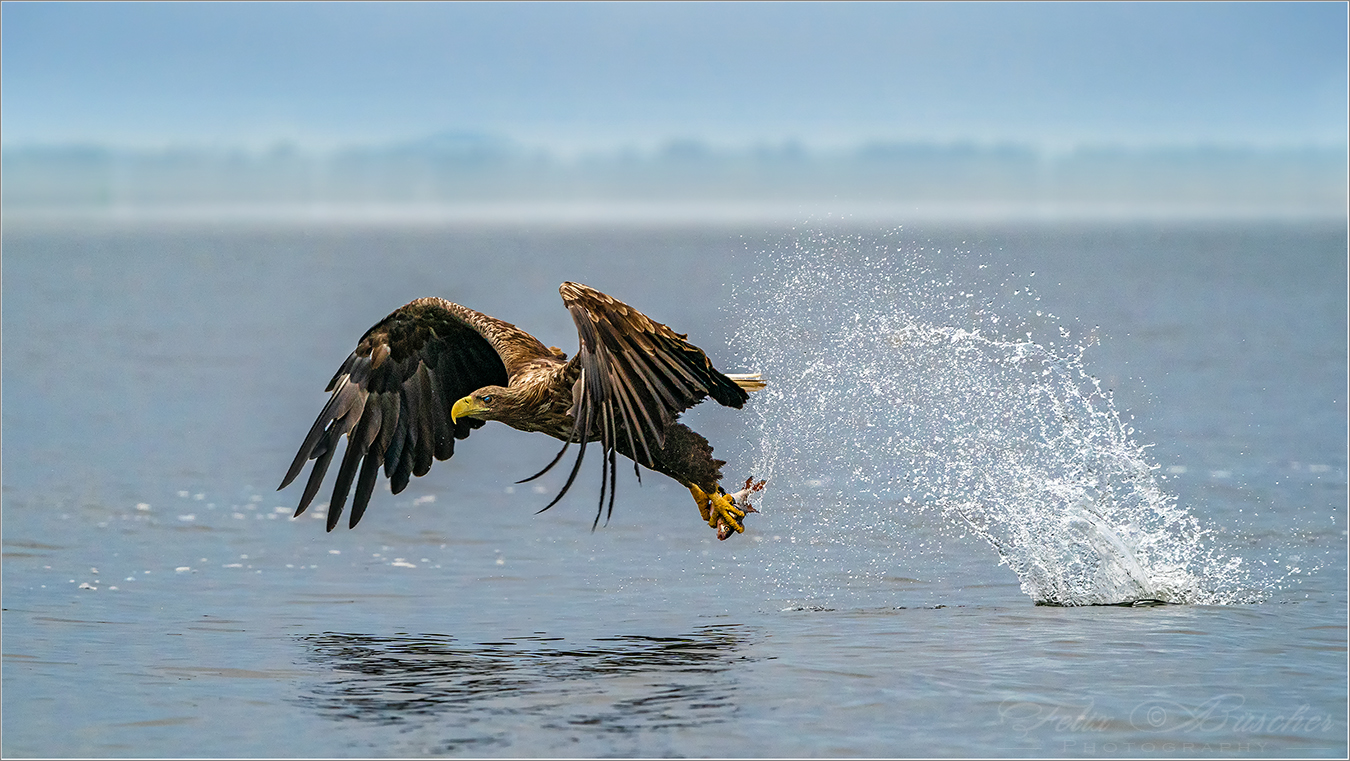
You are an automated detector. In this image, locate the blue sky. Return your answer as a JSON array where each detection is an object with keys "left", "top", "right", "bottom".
[{"left": 2, "top": 2, "right": 1346, "bottom": 153}]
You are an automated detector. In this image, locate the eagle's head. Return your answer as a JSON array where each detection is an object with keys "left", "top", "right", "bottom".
[{"left": 450, "top": 386, "right": 516, "bottom": 424}]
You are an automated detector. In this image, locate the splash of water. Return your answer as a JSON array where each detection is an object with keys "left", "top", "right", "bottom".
[{"left": 732, "top": 229, "right": 1255, "bottom": 606}]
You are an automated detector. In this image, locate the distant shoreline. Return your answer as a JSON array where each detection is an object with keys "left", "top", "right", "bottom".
[
  {"left": 5, "top": 200, "right": 1345, "bottom": 229},
  {"left": 4, "top": 142, "right": 1344, "bottom": 221}
]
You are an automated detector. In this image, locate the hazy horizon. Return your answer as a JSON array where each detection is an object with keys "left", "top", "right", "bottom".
[{"left": 5, "top": 2, "right": 1345, "bottom": 222}]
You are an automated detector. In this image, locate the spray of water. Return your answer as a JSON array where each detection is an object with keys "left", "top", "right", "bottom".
[{"left": 732, "top": 228, "right": 1257, "bottom": 606}]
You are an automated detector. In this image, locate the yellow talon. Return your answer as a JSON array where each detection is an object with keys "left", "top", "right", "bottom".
[
  {"left": 689, "top": 484, "right": 746, "bottom": 540},
  {"left": 709, "top": 491, "right": 745, "bottom": 533},
  {"left": 690, "top": 484, "right": 713, "bottom": 523}
]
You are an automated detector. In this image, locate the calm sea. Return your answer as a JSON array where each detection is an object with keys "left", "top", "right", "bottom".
[{"left": 2, "top": 218, "right": 1345, "bottom": 757}]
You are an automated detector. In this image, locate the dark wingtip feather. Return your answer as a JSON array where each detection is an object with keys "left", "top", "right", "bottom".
[
  {"left": 296, "top": 441, "right": 338, "bottom": 517},
  {"left": 538, "top": 405, "right": 592, "bottom": 513},
  {"left": 326, "top": 438, "right": 364, "bottom": 533},
  {"left": 517, "top": 436, "right": 573, "bottom": 484},
  {"left": 279, "top": 448, "right": 311, "bottom": 491},
  {"left": 349, "top": 451, "right": 383, "bottom": 529},
  {"left": 325, "top": 497, "right": 345, "bottom": 532}
]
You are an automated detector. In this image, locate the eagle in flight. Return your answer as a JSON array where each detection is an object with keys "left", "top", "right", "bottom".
[{"left": 280, "top": 282, "right": 766, "bottom": 540}]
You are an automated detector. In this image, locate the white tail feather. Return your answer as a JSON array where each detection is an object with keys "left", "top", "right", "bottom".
[{"left": 725, "top": 372, "right": 767, "bottom": 392}]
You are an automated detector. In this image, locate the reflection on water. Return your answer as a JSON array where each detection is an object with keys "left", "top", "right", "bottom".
[{"left": 294, "top": 625, "right": 755, "bottom": 751}]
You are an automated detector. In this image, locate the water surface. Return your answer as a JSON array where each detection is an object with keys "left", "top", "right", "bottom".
[{"left": 3, "top": 219, "right": 1345, "bottom": 757}]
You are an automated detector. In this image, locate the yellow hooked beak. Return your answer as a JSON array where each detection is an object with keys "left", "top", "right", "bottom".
[{"left": 450, "top": 395, "right": 488, "bottom": 424}]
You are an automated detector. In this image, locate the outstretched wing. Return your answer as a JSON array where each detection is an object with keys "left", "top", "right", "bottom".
[
  {"left": 279, "top": 297, "right": 528, "bottom": 531},
  {"left": 523, "top": 282, "right": 748, "bottom": 526}
]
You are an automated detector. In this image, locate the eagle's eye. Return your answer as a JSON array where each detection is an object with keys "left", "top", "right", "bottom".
[{"left": 481, "top": 394, "right": 494, "bottom": 404}]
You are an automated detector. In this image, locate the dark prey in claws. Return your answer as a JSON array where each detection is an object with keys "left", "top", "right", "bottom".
[{"left": 279, "top": 282, "right": 766, "bottom": 540}]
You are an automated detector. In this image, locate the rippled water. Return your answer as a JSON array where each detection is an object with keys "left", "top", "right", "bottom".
[{"left": 3, "top": 219, "right": 1345, "bottom": 757}]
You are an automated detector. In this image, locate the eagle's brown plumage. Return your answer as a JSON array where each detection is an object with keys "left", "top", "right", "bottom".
[{"left": 279, "top": 282, "right": 763, "bottom": 536}]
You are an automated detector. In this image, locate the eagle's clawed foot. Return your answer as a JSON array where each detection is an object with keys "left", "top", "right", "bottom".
[{"left": 691, "top": 478, "right": 767, "bottom": 541}]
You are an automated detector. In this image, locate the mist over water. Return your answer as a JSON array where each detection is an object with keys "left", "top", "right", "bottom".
[{"left": 733, "top": 229, "right": 1276, "bottom": 607}]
